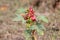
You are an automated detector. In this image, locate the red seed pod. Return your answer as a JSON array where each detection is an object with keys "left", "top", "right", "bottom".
[
  {"left": 29, "top": 7, "right": 34, "bottom": 14},
  {"left": 24, "top": 7, "right": 35, "bottom": 21},
  {"left": 26, "top": 12, "right": 34, "bottom": 17},
  {"left": 27, "top": 13, "right": 31, "bottom": 17},
  {"left": 29, "top": 7, "right": 33, "bottom": 11},
  {"left": 31, "top": 16, "right": 36, "bottom": 21}
]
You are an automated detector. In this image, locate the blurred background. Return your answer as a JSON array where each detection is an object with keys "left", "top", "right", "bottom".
[{"left": 0, "top": 0, "right": 60, "bottom": 40}]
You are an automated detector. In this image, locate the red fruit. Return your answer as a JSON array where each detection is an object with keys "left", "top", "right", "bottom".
[
  {"left": 29, "top": 7, "right": 34, "bottom": 14},
  {"left": 28, "top": 13, "right": 31, "bottom": 17},
  {"left": 27, "top": 12, "right": 34, "bottom": 17},
  {"left": 31, "top": 16, "right": 36, "bottom": 21},
  {"left": 24, "top": 7, "right": 35, "bottom": 21},
  {"left": 29, "top": 7, "right": 33, "bottom": 11}
]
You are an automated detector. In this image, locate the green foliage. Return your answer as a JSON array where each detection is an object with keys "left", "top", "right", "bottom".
[
  {"left": 12, "top": 14, "right": 22, "bottom": 21},
  {"left": 36, "top": 22, "right": 45, "bottom": 35},
  {"left": 24, "top": 23, "right": 45, "bottom": 40},
  {"left": 36, "top": 22, "right": 46, "bottom": 30},
  {"left": 12, "top": 14, "right": 26, "bottom": 23},
  {"left": 16, "top": 7, "right": 27, "bottom": 14},
  {"left": 37, "top": 15, "right": 48, "bottom": 23},
  {"left": 29, "top": 23, "right": 45, "bottom": 35},
  {"left": 29, "top": 25, "right": 37, "bottom": 30},
  {"left": 12, "top": 7, "right": 27, "bottom": 23},
  {"left": 36, "top": 28, "right": 44, "bottom": 35},
  {"left": 12, "top": 7, "right": 49, "bottom": 40},
  {"left": 26, "top": 18, "right": 32, "bottom": 24},
  {"left": 24, "top": 30, "right": 32, "bottom": 40}
]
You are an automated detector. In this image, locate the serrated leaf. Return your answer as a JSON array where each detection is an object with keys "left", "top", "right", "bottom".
[
  {"left": 29, "top": 25, "right": 37, "bottom": 30},
  {"left": 37, "top": 29, "right": 44, "bottom": 35},
  {"left": 29, "top": 24, "right": 45, "bottom": 36},
  {"left": 29, "top": 25, "right": 44, "bottom": 35},
  {"left": 37, "top": 15, "right": 48, "bottom": 23},
  {"left": 16, "top": 7, "right": 26, "bottom": 14},
  {"left": 25, "top": 30, "right": 31, "bottom": 35},
  {"left": 12, "top": 14, "right": 26, "bottom": 23},
  {"left": 24, "top": 30, "right": 32, "bottom": 40},
  {"left": 36, "top": 22, "right": 45, "bottom": 35},
  {"left": 12, "top": 14, "right": 23, "bottom": 21},
  {"left": 36, "top": 22, "right": 46, "bottom": 30},
  {"left": 12, "top": 16, "right": 22, "bottom": 21}
]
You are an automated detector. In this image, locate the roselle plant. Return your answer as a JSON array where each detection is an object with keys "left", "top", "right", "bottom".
[{"left": 12, "top": 7, "right": 48, "bottom": 40}]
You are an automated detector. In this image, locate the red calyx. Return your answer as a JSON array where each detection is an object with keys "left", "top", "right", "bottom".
[
  {"left": 29, "top": 7, "right": 34, "bottom": 14},
  {"left": 24, "top": 7, "right": 36, "bottom": 22},
  {"left": 30, "top": 16, "right": 36, "bottom": 21}
]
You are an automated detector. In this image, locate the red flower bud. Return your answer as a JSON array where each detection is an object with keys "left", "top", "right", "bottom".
[
  {"left": 29, "top": 7, "right": 33, "bottom": 11},
  {"left": 28, "top": 13, "right": 31, "bottom": 17},
  {"left": 24, "top": 7, "right": 36, "bottom": 22},
  {"left": 26, "top": 12, "right": 34, "bottom": 17},
  {"left": 31, "top": 16, "right": 36, "bottom": 21},
  {"left": 29, "top": 7, "right": 34, "bottom": 14}
]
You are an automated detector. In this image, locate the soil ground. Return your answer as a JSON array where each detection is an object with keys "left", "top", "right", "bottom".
[{"left": 0, "top": 0, "right": 60, "bottom": 40}]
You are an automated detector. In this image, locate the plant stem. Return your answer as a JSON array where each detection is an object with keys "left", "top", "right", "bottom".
[{"left": 32, "top": 30, "right": 37, "bottom": 40}]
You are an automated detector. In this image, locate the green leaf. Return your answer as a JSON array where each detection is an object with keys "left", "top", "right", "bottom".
[
  {"left": 24, "top": 30, "right": 32, "bottom": 40},
  {"left": 37, "top": 15, "right": 48, "bottom": 23},
  {"left": 24, "top": 30, "right": 31, "bottom": 36},
  {"left": 12, "top": 14, "right": 22, "bottom": 21},
  {"left": 29, "top": 25, "right": 44, "bottom": 35},
  {"left": 29, "top": 25, "right": 37, "bottom": 30},
  {"left": 16, "top": 7, "right": 26, "bottom": 14},
  {"left": 36, "top": 22, "right": 46, "bottom": 30},
  {"left": 26, "top": 18, "right": 32, "bottom": 24},
  {"left": 36, "top": 22, "right": 45, "bottom": 35},
  {"left": 37, "top": 29, "right": 44, "bottom": 36},
  {"left": 12, "top": 14, "right": 26, "bottom": 23}
]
